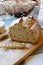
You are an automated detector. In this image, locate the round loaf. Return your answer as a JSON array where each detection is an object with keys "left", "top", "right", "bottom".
[
  {"left": 3, "top": 0, "right": 36, "bottom": 17},
  {"left": 8, "top": 16, "right": 41, "bottom": 44}
]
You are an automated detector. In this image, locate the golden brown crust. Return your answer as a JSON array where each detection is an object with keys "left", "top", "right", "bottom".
[
  {"left": 19, "top": 17, "right": 23, "bottom": 25},
  {"left": 8, "top": 16, "right": 41, "bottom": 44},
  {"left": 27, "top": 16, "right": 38, "bottom": 28}
]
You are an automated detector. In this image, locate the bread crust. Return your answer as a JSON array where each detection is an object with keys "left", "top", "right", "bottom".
[
  {"left": 3, "top": 1, "right": 36, "bottom": 17},
  {"left": 8, "top": 16, "right": 41, "bottom": 44}
]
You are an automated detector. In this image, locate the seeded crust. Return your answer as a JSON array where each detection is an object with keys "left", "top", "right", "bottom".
[
  {"left": 3, "top": 1, "right": 36, "bottom": 17},
  {"left": 8, "top": 16, "right": 41, "bottom": 44}
]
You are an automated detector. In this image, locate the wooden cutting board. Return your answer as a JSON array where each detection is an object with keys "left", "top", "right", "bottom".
[{"left": 0, "top": 32, "right": 43, "bottom": 65}]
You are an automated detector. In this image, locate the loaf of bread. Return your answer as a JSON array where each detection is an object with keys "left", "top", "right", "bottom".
[
  {"left": 8, "top": 16, "right": 41, "bottom": 44},
  {"left": 3, "top": 0, "right": 36, "bottom": 17}
]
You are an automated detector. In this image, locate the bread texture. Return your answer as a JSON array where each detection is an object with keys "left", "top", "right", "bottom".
[
  {"left": 3, "top": 0, "right": 36, "bottom": 17},
  {"left": 8, "top": 16, "right": 41, "bottom": 44}
]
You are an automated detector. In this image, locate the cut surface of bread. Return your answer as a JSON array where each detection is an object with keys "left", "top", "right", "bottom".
[{"left": 8, "top": 16, "right": 41, "bottom": 44}]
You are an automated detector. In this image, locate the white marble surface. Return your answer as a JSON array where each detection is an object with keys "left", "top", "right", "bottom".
[
  {"left": 25, "top": 53, "right": 43, "bottom": 65},
  {"left": 0, "top": 6, "right": 43, "bottom": 65}
]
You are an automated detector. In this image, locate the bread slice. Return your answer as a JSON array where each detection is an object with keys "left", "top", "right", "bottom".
[{"left": 8, "top": 16, "right": 41, "bottom": 44}]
